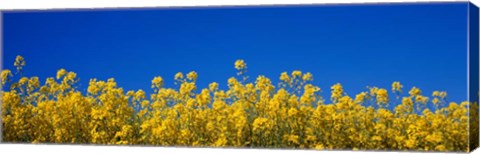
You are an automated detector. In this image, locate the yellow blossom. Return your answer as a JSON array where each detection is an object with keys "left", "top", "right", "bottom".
[
  {"left": 234, "top": 59, "right": 247, "bottom": 70},
  {"left": 392, "top": 81, "right": 403, "bottom": 93}
]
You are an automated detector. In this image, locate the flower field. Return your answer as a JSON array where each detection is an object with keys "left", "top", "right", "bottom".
[{"left": 1, "top": 55, "right": 477, "bottom": 152}]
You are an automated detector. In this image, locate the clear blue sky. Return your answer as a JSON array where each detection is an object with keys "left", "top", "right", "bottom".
[{"left": 2, "top": 2, "right": 469, "bottom": 105}]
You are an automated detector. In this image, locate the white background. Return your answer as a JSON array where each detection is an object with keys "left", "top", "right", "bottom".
[{"left": 0, "top": 0, "right": 478, "bottom": 154}]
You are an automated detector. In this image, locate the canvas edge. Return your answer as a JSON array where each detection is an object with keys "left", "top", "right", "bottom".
[
  {"left": 0, "top": 10, "right": 4, "bottom": 143},
  {"left": 0, "top": 0, "right": 470, "bottom": 13},
  {"left": 468, "top": 1, "right": 480, "bottom": 153}
]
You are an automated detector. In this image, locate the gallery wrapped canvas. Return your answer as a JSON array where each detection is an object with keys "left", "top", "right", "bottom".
[{"left": 1, "top": 1, "right": 479, "bottom": 153}]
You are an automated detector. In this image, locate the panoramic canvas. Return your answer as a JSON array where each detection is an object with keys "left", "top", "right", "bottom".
[{"left": 1, "top": 2, "right": 479, "bottom": 153}]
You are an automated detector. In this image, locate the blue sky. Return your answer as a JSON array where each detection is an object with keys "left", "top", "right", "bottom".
[{"left": 2, "top": 2, "right": 469, "bottom": 105}]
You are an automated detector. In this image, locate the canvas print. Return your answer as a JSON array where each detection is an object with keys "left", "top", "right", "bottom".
[{"left": 1, "top": 2, "right": 479, "bottom": 153}]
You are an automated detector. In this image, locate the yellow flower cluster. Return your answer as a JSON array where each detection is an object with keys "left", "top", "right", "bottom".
[{"left": 1, "top": 55, "right": 477, "bottom": 152}]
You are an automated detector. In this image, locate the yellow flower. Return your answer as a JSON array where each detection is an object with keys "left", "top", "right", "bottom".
[
  {"left": 214, "top": 136, "right": 228, "bottom": 147},
  {"left": 135, "top": 90, "right": 146, "bottom": 100},
  {"left": 28, "top": 77, "right": 40, "bottom": 88},
  {"left": 151, "top": 76, "right": 164, "bottom": 89},
  {"left": 369, "top": 86, "right": 379, "bottom": 96},
  {"left": 65, "top": 72, "right": 77, "bottom": 82},
  {"left": 432, "top": 98, "right": 439, "bottom": 105},
  {"left": 425, "top": 132, "right": 443, "bottom": 143},
  {"left": 56, "top": 69, "right": 67, "bottom": 79},
  {"left": 196, "top": 89, "right": 211, "bottom": 106},
  {"left": 355, "top": 92, "right": 368, "bottom": 103},
  {"left": 174, "top": 72, "right": 184, "bottom": 80},
  {"left": 209, "top": 82, "right": 219, "bottom": 91},
  {"left": 255, "top": 76, "right": 274, "bottom": 92},
  {"left": 280, "top": 72, "right": 291, "bottom": 83},
  {"left": 391, "top": 81, "right": 403, "bottom": 93},
  {"left": 405, "top": 139, "right": 417, "bottom": 148},
  {"left": 402, "top": 97, "right": 413, "bottom": 106},
  {"left": 14, "top": 55, "right": 26, "bottom": 71},
  {"left": 186, "top": 71, "right": 198, "bottom": 81},
  {"left": 252, "top": 117, "right": 273, "bottom": 133},
  {"left": 331, "top": 83, "right": 344, "bottom": 102},
  {"left": 408, "top": 87, "right": 421, "bottom": 96},
  {"left": 371, "top": 135, "right": 382, "bottom": 141},
  {"left": 302, "top": 72, "right": 313, "bottom": 81},
  {"left": 180, "top": 82, "right": 196, "bottom": 96},
  {"left": 206, "top": 122, "right": 215, "bottom": 131},
  {"left": 376, "top": 88, "right": 389, "bottom": 104},
  {"left": 1, "top": 55, "right": 473, "bottom": 152},
  {"left": 1, "top": 70, "right": 13, "bottom": 85},
  {"left": 234, "top": 59, "right": 247, "bottom": 70},
  {"left": 314, "top": 144, "right": 325, "bottom": 150},
  {"left": 435, "top": 145, "right": 446, "bottom": 151},
  {"left": 19, "top": 77, "right": 29, "bottom": 85},
  {"left": 291, "top": 70, "right": 302, "bottom": 78},
  {"left": 439, "top": 91, "right": 447, "bottom": 98},
  {"left": 288, "top": 108, "right": 299, "bottom": 117},
  {"left": 415, "top": 95, "right": 429, "bottom": 104},
  {"left": 285, "top": 134, "right": 300, "bottom": 144}
]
